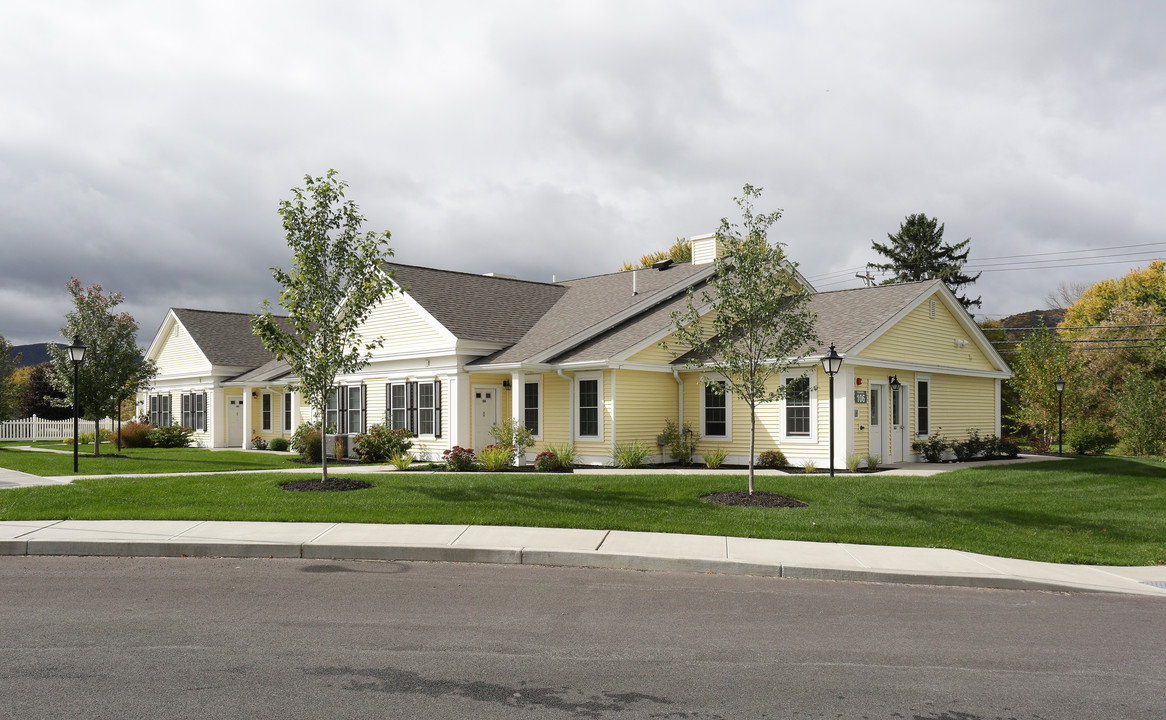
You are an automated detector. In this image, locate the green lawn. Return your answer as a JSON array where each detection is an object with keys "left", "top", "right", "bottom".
[
  {"left": 0, "top": 455, "right": 1162, "bottom": 566},
  {"left": 0, "top": 445, "right": 311, "bottom": 475}
]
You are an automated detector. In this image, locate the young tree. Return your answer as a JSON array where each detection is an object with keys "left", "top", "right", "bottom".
[
  {"left": 868, "top": 213, "right": 981, "bottom": 311},
  {"left": 251, "top": 170, "right": 395, "bottom": 483},
  {"left": 1005, "top": 324, "right": 1077, "bottom": 451},
  {"left": 17, "top": 363, "right": 71, "bottom": 420},
  {"left": 0, "top": 335, "right": 19, "bottom": 421},
  {"left": 668, "top": 185, "right": 818, "bottom": 494},
  {"left": 45, "top": 279, "right": 157, "bottom": 456}
]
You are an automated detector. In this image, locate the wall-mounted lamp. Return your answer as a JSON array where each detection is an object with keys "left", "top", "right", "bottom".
[
  {"left": 502, "top": 380, "right": 511, "bottom": 389},
  {"left": 251, "top": 391, "right": 258, "bottom": 398},
  {"left": 889, "top": 375, "right": 902, "bottom": 392}
]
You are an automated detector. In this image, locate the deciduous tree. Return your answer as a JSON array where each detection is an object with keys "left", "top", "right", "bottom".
[
  {"left": 0, "top": 335, "right": 18, "bottom": 421},
  {"left": 251, "top": 170, "right": 395, "bottom": 483},
  {"left": 668, "top": 185, "right": 817, "bottom": 494},
  {"left": 45, "top": 279, "right": 156, "bottom": 456}
]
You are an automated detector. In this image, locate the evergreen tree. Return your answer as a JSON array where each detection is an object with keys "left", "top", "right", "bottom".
[{"left": 869, "top": 213, "right": 981, "bottom": 311}]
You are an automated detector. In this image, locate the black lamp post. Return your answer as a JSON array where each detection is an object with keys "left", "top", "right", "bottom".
[
  {"left": 68, "top": 335, "right": 87, "bottom": 474},
  {"left": 1055, "top": 375, "right": 1065, "bottom": 455},
  {"left": 821, "top": 344, "right": 843, "bottom": 477}
]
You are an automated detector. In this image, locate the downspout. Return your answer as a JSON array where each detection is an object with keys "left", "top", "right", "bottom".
[{"left": 557, "top": 368, "right": 574, "bottom": 442}]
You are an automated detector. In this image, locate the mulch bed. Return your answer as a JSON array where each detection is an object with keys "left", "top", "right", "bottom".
[
  {"left": 702, "top": 490, "right": 808, "bottom": 508},
  {"left": 280, "top": 477, "right": 373, "bottom": 492}
]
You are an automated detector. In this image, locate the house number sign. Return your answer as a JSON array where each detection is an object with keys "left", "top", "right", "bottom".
[{"left": 854, "top": 391, "right": 867, "bottom": 403}]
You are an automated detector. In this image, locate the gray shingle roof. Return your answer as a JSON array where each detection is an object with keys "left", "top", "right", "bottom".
[
  {"left": 385, "top": 263, "right": 566, "bottom": 344},
  {"left": 470, "top": 262, "right": 714, "bottom": 366},
  {"left": 171, "top": 308, "right": 282, "bottom": 368}
]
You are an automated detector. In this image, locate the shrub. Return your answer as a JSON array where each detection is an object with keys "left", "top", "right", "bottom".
[
  {"left": 353, "top": 424, "right": 414, "bottom": 464},
  {"left": 148, "top": 424, "right": 194, "bottom": 448},
  {"left": 998, "top": 437, "right": 1020, "bottom": 458},
  {"left": 269, "top": 437, "right": 290, "bottom": 452},
  {"left": 865, "top": 454, "right": 881, "bottom": 471},
  {"left": 846, "top": 453, "right": 863, "bottom": 472},
  {"left": 442, "top": 445, "right": 476, "bottom": 471},
  {"left": 119, "top": 421, "right": 154, "bottom": 448},
  {"left": 77, "top": 431, "right": 95, "bottom": 445},
  {"left": 545, "top": 442, "right": 576, "bottom": 469},
  {"left": 912, "top": 435, "right": 947, "bottom": 463},
  {"left": 703, "top": 447, "right": 728, "bottom": 469},
  {"left": 478, "top": 444, "right": 513, "bottom": 471},
  {"left": 1067, "top": 418, "right": 1118, "bottom": 455},
  {"left": 390, "top": 452, "right": 414, "bottom": 470},
  {"left": 659, "top": 418, "right": 700, "bottom": 464},
  {"left": 98, "top": 428, "right": 115, "bottom": 443},
  {"left": 292, "top": 423, "right": 323, "bottom": 463},
  {"left": 612, "top": 440, "right": 652, "bottom": 468},
  {"left": 251, "top": 435, "right": 269, "bottom": 451},
  {"left": 758, "top": 448, "right": 788, "bottom": 469},
  {"left": 802, "top": 459, "right": 816, "bottom": 474},
  {"left": 488, "top": 418, "right": 535, "bottom": 462},
  {"left": 951, "top": 430, "right": 988, "bottom": 462},
  {"left": 534, "top": 451, "right": 558, "bottom": 472}
]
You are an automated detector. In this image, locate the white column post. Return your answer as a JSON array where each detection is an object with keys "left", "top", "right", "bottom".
[
  {"left": 511, "top": 370, "right": 524, "bottom": 465},
  {"left": 241, "top": 387, "right": 251, "bottom": 449}
]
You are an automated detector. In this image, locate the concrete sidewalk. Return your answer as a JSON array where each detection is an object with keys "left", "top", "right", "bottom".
[{"left": 2, "top": 519, "right": 1163, "bottom": 597}]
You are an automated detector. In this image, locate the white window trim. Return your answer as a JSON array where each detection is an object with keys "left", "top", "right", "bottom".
[
  {"left": 261, "top": 392, "right": 273, "bottom": 432},
  {"left": 283, "top": 392, "right": 294, "bottom": 433},
  {"left": 699, "top": 375, "right": 732, "bottom": 442},
  {"left": 417, "top": 378, "right": 438, "bottom": 439},
  {"left": 575, "top": 371, "right": 603, "bottom": 441},
  {"left": 388, "top": 379, "right": 440, "bottom": 438},
  {"left": 915, "top": 373, "right": 931, "bottom": 438},
  {"left": 779, "top": 370, "right": 817, "bottom": 442},
  {"left": 523, "top": 376, "right": 543, "bottom": 441}
]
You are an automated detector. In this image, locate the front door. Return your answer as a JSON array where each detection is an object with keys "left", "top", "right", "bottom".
[
  {"left": 890, "top": 385, "right": 908, "bottom": 463},
  {"left": 869, "top": 384, "right": 885, "bottom": 463},
  {"left": 227, "top": 397, "right": 243, "bottom": 447},
  {"left": 472, "top": 387, "right": 498, "bottom": 451}
]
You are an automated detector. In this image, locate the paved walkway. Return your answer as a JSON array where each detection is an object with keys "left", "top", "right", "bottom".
[{"left": 2, "top": 453, "right": 1161, "bottom": 597}]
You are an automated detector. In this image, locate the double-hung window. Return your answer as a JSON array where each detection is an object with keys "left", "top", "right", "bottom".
[
  {"left": 261, "top": 393, "right": 273, "bottom": 432},
  {"left": 180, "top": 392, "right": 206, "bottom": 431},
  {"left": 387, "top": 380, "right": 442, "bottom": 437},
  {"left": 784, "top": 376, "right": 811, "bottom": 437},
  {"left": 703, "top": 381, "right": 728, "bottom": 438},
  {"left": 325, "top": 385, "right": 366, "bottom": 434},
  {"left": 283, "top": 392, "right": 293, "bottom": 432},
  {"left": 149, "top": 394, "right": 171, "bottom": 427},
  {"left": 577, "top": 376, "right": 600, "bottom": 439},
  {"left": 524, "top": 381, "right": 540, "bottom": 436},
  {"left": 916, "top": 377, "right": 930, "bottom": 436}
]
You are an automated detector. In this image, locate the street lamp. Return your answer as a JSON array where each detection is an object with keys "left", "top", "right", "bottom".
[
  {"left": 68, "top": 335, "right": 87, "bottom": 474},
  {"left": 821, "top": 344, "right": 843, "bottom": 477},
  {"left": 1055, "top": 375, "right": 1065, "bottom": 455}
]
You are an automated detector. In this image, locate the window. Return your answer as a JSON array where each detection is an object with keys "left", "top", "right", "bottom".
[
  {"left": 180, "top": 392, "right": 205, "bottom": 431},
  {"left": 524, "top": 381, "right": 540, "bottom": 435},
  {"left": 325, "top": 385, "right": 366, "bottom": 434},
  {"left": 387, "top": 380, "right": 442, "bottom": 437},
  {"left": 284, "top": 392, "right": 293, "bottom": 432},
  {"left": 149, "top": 394, "right": 171, "bottom": 427},
  {"left": 262, "top": 393, "right": 273, "bottom": 432},
  {"left": 785, "top": 376, "right": 811, "bottom": 437},
  {"left": 703, "top": 381, "right": 728, "bottom": 438},
  {"left": 916, "top": 377, "right": 930, "bottom": 436},
  {"left": 577, "top": 376, "right": 600, "bottom": 438}
]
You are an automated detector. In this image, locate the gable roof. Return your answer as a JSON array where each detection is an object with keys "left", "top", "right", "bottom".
[
  {"left": 385, "top": 263, "right": 566, "bottom": 345},
  {"left": 169, "top": 308, "right": 282, "bottom": 369}
]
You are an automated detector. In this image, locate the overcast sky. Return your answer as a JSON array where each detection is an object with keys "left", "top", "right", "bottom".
[{"left": 3, "top": 0, "right": 1165, "bottom": 347}]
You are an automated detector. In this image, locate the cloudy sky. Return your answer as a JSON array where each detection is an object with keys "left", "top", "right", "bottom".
[{"left": 3, "top": 0, "right": 1165, "bottom": 346}]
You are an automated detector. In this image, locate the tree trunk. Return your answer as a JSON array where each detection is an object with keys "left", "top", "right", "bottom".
[
  {"left": 748, "top": 408, "right": 756, "bottom": 495},
  {"left": 93, "top": 406, "right": 101, "bottom": 458},
  {"left": 320, "top": 417, "right": 329, "bottom": 483}
]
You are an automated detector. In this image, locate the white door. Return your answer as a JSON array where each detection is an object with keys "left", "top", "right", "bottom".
[
  {"left": 227, "top": 398, "right": 243, "bottom": 447},
  {"left": 472, "top": 387, "right": 498, "bottom": 451},
  {"left": 890, "top": 385, "right": 908, "bottom": 463},
  {"left": 869, "top": 385, "right": 885, "bottom": 463}
]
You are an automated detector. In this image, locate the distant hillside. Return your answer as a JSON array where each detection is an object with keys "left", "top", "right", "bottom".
[
  {"left": 982, "top": 308, "right": 1065, "bottom": 343},
  {"left": 8, "top": 343, "right": 61, "bottom": 367}
]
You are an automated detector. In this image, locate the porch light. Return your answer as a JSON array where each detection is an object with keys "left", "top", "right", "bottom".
[
  {"left": 889, "top": 375, "right": 901, "bottom": 392},
  {"left": 821, "top": 344, "right": 842, "bottom": 477}
]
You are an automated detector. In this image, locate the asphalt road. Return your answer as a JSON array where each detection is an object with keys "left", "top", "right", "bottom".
[{"left": 0, "top": 556, "right": 1161, "bottom": 719}]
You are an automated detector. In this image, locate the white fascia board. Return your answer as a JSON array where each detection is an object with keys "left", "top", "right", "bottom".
[
  {"left": 610, "top": 361, "right": 678, "bottom": 373},
  {"left": 611, "top": 297, "right": 716, "bottom": 363},
  {"left": 465, "top": 361, "right": 556, "bottom": 373},
  {"left": 848, "top": 355, "right": 1012, "bottom": 379},
  {"left": 528, "top": 265, "right": 718, "bottom": 364}
]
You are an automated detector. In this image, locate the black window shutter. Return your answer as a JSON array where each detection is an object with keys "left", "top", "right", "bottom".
[
  {"left": 407, "top": 381, "right": 418, "bottom": 436},
  {"left": 361, "top": 384, "right": 367, "bottom": 434},
  {"left": 434, "top": 380, "right": 442, "bottom": 438}
]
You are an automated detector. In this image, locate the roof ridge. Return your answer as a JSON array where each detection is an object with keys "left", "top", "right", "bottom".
[
  {"left": 812, "top": 279, "right": 939, "bottom": 296},
  {"left": 172, "top": 307, "right": 288, "bottom": 319},
  {"left": 383, "top": 261, "right": 561, "bottom": 288}
]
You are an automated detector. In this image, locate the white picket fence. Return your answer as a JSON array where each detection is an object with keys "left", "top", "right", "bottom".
[{"left": 0, "top": 415, "right": 119, "bottom": 442}]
